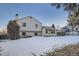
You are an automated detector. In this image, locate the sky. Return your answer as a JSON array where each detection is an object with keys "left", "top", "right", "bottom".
[{"left": 0, "top": 3, "right": 69, "bottom": 29}]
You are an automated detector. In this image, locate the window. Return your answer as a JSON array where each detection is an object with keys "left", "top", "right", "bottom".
[
  {"left": 48, "top": 29, "right": 51, "bottom": 31},
  {"left": 51, "top": 30, "right": 53, "bottom": 34},
  {"left": 76, "top": 28, "right": 79, "bottom": 31},
  {"left": 22, "top": 23, "right": 26, "bottom": 27},
  {"left": 35, "top": 32, "right": 38, "bottom": 36},
  {"left": 35, "top": 24, "right": 38, "bottom": 28},
  {"left": 22, "top": 32, "right": 26, "bottom": 36},
  {"left": 51, "top": 30, "right": 55, "bottom": 34},
  {"left": 46, "top": 29, "right": 48, "bottom": 34}
]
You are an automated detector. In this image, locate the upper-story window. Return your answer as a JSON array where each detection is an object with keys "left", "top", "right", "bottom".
[
  {"left": 22, "top": 23, "right": 26, "bottom": 27},
  {"left": 35, "top": 24, "right": 38, "bottom": 28}
]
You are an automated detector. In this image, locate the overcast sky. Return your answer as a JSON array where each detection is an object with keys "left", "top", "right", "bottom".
[{"left": 0, "top": 3, "right": 69, "bottom": 29}]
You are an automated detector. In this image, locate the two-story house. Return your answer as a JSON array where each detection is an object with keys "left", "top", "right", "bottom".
[{"left": 15, "top": 14, "right": 42, "bottom": 37}]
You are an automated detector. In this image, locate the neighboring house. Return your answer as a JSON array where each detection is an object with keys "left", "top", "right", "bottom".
[
  {"left": 62, "top": 24, "right": 79, "bottom": 35},
  {"left": 62, "top": 26, "right": 72, "bottom": 35},
  {"left": 42, "top": 26, "right": 56, "bottom": 36},
  {"left": 74, "top": 24, "right": 79, "bottom": 35},
  {"left": 61, "top": 16, "right": 79, "bottom": 36}
]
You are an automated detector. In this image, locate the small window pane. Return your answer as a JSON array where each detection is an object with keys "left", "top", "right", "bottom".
[
  {"left": 22, "top": 32, "right": 26, "bottom": 35},
  {"left": 22, "top": 23, "right": 26, "bottom": 27},
  {"left": 35, "top": 24, "right": 38, "bottom": 28}
]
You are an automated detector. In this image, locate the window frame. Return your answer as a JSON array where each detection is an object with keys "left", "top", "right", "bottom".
[
  {"left": 22, "top": 32, "right": 26, "bottom": 36},
  {"left": 35, "top": 24, "right": 38, "bottom": 28},
  {"left": 22, "top": 23, "right": 26, "bottom": 27}
]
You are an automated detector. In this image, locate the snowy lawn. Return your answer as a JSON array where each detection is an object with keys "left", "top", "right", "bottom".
[{"left": 0, "top": 36, "right": 79, "bottom": 56}]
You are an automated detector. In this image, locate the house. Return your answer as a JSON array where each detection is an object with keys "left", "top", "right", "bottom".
[
  {"left": 62, "top": 22, "right": 79, "bottom": 36},
  {"left": 42, "top": 26, "right": 56, "bottom": 36},
  {"left": 16, "top": 16, "right": 42, "bottom": 37}
]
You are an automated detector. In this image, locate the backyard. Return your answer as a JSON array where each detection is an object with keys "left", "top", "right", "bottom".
[{"left": 0, "top": 36, "right": 79, "bottom": 56}]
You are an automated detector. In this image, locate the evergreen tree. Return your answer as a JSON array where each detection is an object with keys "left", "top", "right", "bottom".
[
  {"left": 52, "top": 24, "right": 55, "bottom": 29},
  {"left": 7, "top": 20, "right": 20, "bottom": 40}
]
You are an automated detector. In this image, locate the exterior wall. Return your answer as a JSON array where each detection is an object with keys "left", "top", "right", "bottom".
[
  {"left": 20, "top": 31, "right": 42, "bottom": 37},
  {"left": 42, "top": 29, "right": 46, "bottom": 36},
  {"left": 17, "top": 16, "right": 42, "bottom": 32},
  {"left": 16, "top": 16, "right": 42, "bottom": 37}
]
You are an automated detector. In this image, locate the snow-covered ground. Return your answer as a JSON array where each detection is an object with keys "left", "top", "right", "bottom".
[{"left": 0, "top": 36, "right": 79, "bottom": 56}]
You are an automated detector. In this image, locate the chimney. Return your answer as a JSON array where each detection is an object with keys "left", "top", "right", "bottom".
[{"left": 15, "top": 13, "right": 19, "bottom": 20}]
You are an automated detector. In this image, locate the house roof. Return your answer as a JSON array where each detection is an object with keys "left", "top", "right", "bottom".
[
  {"left": 42, "top": 26, "right": 55, "bottom": 29},
  {"left": 15, "top": 16, "right": 42, "bottom": 24}
]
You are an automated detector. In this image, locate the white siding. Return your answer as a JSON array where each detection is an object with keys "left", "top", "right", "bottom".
[
  {"left": 17, "top": 16, "right": 42, "bottom": 32},
  {"left": 16, "top": 16, "right": 42, "bottom": 37},
  {"left": 42, "top": 28, "right": 46, "bottom": 36},
  {"left": 20, "top": 31, "right": 42, "bottom": 37}
]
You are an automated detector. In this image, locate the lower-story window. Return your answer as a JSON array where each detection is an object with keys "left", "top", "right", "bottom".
[
  {"left": 51, "top": 30, "right": 55, "bottom": 34},
  {"left": 22, "top": 32, "right": 26, "bottom": 36},
  {"left": 35, "top": 32, "right": 38, "bottom": 36},
  {"left": 46, "top": 29, "right": 48, "bottom": 34}
]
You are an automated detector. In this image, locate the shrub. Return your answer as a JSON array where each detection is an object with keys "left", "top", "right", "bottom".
[{"left": 0, "top": 34, "right": 8, "bottom": 39}]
